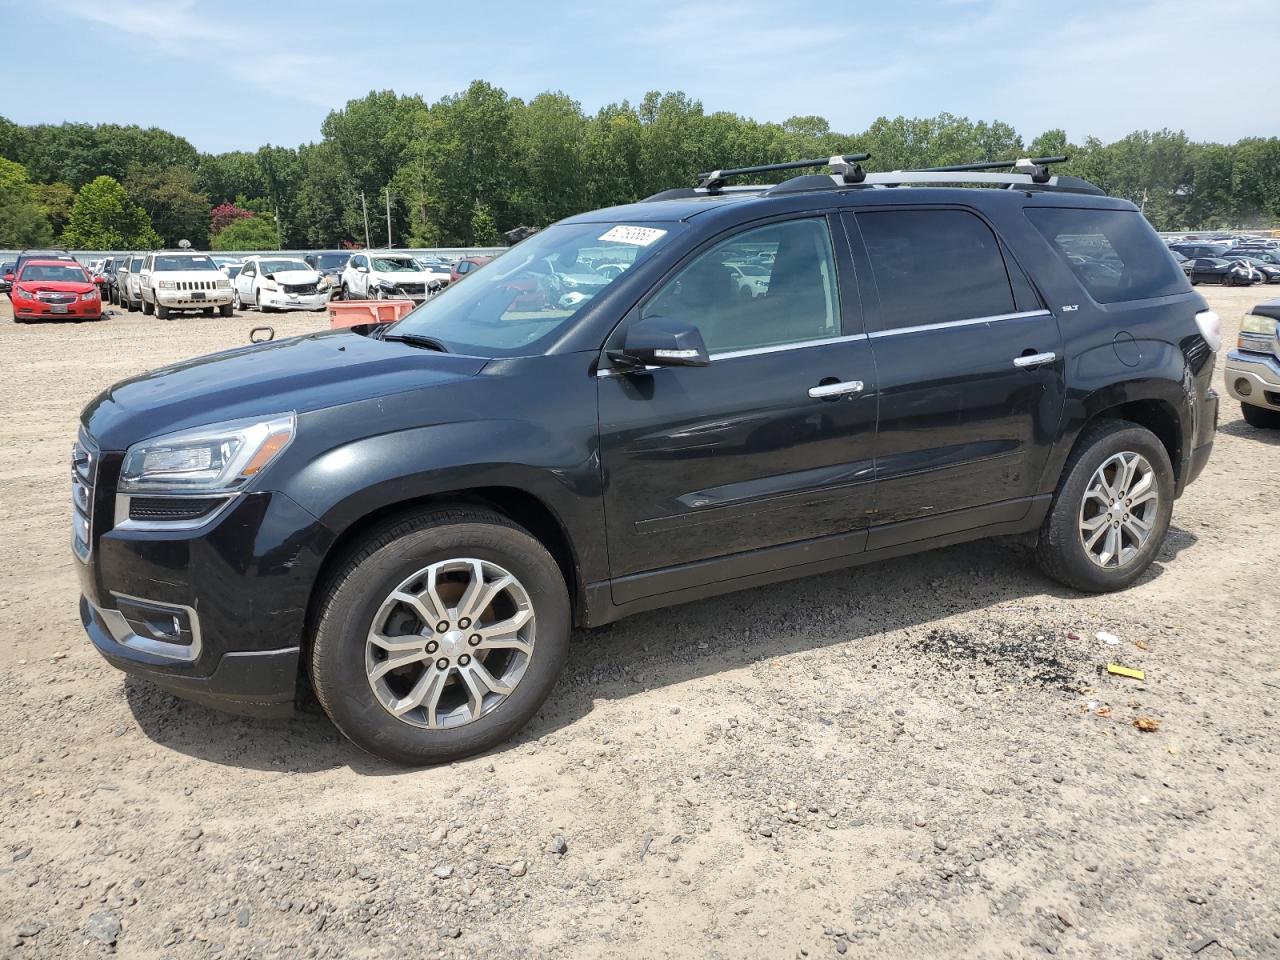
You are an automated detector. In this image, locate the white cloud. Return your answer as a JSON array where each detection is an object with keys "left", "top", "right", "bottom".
[{"left": 56, "top": 0, "right": 357, "bottom": 110}]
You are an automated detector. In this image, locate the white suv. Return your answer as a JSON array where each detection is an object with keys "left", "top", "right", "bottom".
[
  {"left": 340, "top": 252, "right": 447, "bottom": 302},
  {"left": 139, "top": 251, "right": 233, "bottom": 319}
]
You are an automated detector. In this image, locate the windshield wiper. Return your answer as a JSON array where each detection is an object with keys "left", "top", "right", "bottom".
[{"left": 381, "top": 332, "right": 449, "bottom": 353}]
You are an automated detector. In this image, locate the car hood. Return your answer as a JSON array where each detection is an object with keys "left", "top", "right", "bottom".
[
  {"left": 262, "top": 269, "right": 321, "bottom": 284},
  {"left": 153, "top": 271, "right": 225, "bottom": 282},
  {"left": 15, "top": 280, "right": 93, "bottom": 293},
  {"left": 82, "top": 328, "right": 488, "bottom": 450},
  {"left": 373, "top": 270, "right": 441, "bottom": 283}
]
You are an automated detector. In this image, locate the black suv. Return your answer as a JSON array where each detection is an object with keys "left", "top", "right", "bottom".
[{"left": 74, "top": 156, "right": 1219, "bottom": 765}]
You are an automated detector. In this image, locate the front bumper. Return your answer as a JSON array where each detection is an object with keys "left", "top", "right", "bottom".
[
  {"left": 155, "top": 290, "right": 232, "bottom": 308},
  {"left": 1224, "top": 349, "right": 1280, "bottom": 411},
  {"left": 14, "top": 298, "right": 102, "bottom": 319},
  {"left": 77, "top": 483, "right": 335, "bottom": 718},
  {"left": 83, "top": 596, "right": 300, "bottom": 717},
  {"left": 260, "top": 290, "right": 329, "bottom": 311}
]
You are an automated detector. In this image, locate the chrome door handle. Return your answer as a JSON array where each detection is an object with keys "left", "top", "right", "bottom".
[
  {"left": 1013, "top": 352, "right": 1056, "bottom": 369},
  {"left": 808, "top": 380, "right": 864, "bottom": 399}
]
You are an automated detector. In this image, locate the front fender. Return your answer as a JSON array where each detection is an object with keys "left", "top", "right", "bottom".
[{"left": 262, "top": 351, "right": 607, "bottom": 591}]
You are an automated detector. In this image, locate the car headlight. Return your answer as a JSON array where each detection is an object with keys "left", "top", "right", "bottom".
[
  {"left": 119, "top": 415, "right": 295, "bottom": 494},
  {"left": 80, "top": 290, "right": 98, "bottom": 301},
  {"left": 318, "top": 275, "right": 332, "bottom": 288},
  {"left": 216, "top": 278, "right": 230, "bottom": 289},
  {"left": 1241, "top": 314, "right": 1276, "bottom": 336},
  {"left": 261, "top": 279, "right": 279, "bottom": 291},
  {"left": 158, "top": 280, "right": 176, "bottom": 290}
]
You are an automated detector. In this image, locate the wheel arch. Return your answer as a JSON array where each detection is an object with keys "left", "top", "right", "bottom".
[
  {"left": 302, "top": 484, "right": 586, "bottom": 662},
  {"left": 1046, "top": 379, "right": 1190, "bottom": 496}
]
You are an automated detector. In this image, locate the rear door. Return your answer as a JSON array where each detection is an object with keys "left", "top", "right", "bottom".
[
  {"left": 598, "top": 214, "right": 879, "bottom": 602},
  {"left": 846, "top": 207, "right": 1064, "bottom": 547}
]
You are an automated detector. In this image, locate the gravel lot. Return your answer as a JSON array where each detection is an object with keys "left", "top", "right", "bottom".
[{"left": 1, "top": 289, "right": 1277, "bottom": 960}]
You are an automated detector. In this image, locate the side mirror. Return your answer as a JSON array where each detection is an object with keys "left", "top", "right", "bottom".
[
  {"left": 608, "top": 316, "right": 710, "bottom": 370},
  {"left": 357, "top": 265, "right": 370, "bottom": 273},
  {"left": 3, "top": 274, "right": 12, "bottom": 283}
]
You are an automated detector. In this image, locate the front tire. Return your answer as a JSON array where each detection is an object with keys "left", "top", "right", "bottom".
[
  {"left": 141, "top": 295, "right": 154, "bottom": 316},
  {"left": 310, "top": 507, "right": 571, "bottom": 766},
  {"left": 219, "top": 303, "right": 233, "bottom": 318},
  {"left": 1034, "top": 421, "right": 1174, "bottom": 593},
  {"left": 155, "top": 300, "right": 170, "bottom": 319},
  {"left": 1241, "top": 403, "right": 1280, "bottom": 429}
]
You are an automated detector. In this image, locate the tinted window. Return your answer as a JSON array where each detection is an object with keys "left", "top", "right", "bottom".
[
  {"left": 859, "top": 210, "right": 1015, "bottom": 330},
  {"left": 1030, "top": 208, "right": 1190, "bottom": 303},
  {"left": 643, "top": 218, "right": 841, "bottom": 354}
]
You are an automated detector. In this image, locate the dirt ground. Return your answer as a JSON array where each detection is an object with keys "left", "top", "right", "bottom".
[{"left": 0, "top": 288, "right": 1277, "bottom": 960}]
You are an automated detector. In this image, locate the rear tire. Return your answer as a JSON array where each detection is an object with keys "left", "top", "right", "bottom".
[
  {"left": 1241, "top": 403, "right": 1280, "bottom": 429},
  {"left": 310, "top": 507, "right": 570, "bottom": 766},
  {"left": 1034, "top": 421, "right": 1174, "bottom": 593}
]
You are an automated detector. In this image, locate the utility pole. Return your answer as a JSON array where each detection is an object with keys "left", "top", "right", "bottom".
[
  {"left": 359, "top": 191, "right": 371, "bottom": 249},
  {"left": 384, "top": 188, "right": 393, "bottom": 248}
]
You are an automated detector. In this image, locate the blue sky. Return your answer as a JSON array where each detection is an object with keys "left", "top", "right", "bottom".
[{"left": 3, "top": 0, "right": 1276, "bottom": 153}]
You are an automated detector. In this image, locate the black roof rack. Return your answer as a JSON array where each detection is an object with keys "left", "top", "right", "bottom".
[
  {"left": 907, "top": 155, "right": 1068, "bottom": 183},
  {"left": 642, "top": 154, "right": 1104, "bottom": 203},
  {"left": 696, "top": 154, "right": 869, "bottom": 192}
]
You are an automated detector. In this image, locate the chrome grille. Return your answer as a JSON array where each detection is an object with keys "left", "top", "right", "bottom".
[
  {"left": 38, "top": 292, "right": 76, "bottom": 304},
  {"left": 176, "top": 280, "right": 217, "bottom": 291},
  {"left": 72, "top": 433, "right": 97, "bottom": 562}
]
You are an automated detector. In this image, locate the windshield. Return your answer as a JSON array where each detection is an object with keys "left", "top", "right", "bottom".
[
  {"left": 20, "top": 263, "right": 88, "bottom": 282},
  {"left": 388, "top": 221, "right": 678, "bottom": 356},
  {"left": 372, "top": 257, "right": 419, "bottom": 272},
  {"left": 314, "top": 253, "right": 349, "bottom": 269},
  {"left": 258, "top": 259, "right": 310, "bottom": 274},
  {"left": 154, "top": 255, "right": 218, "bottom": 271}
]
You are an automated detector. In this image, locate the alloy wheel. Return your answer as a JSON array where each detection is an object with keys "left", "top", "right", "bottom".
[
  {"left": 364, "top": 558, "right": 535, "bottom": 729},
  {"left": 1078, "top": 451, "right": 1159, "bottom": 568}
]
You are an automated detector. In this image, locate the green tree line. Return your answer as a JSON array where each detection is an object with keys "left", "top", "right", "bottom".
[{"left": 2, "top": 80, "right": 1277, "bottom": 251}]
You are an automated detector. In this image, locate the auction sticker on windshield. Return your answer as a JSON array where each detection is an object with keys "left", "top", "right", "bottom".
[{"left": 598, "top": 225, "right": 668, "bottom": 246}]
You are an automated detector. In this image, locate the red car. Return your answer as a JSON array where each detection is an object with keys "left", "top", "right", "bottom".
[
  {"left": 449, "top": 255, "right": 493, "bottom": 284},
  {"left": 9, "top": 259, "right": 103, "bottom": 323}
]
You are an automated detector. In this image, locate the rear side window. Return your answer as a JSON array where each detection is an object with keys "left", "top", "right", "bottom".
[
  {"left": 858, "top": 210, "right": 1016, "bottom": 331},
  {"left": 1027, "top": 207, "right": 1189, "bottom": 303}
]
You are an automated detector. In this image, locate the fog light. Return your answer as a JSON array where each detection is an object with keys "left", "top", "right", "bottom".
[
  {"left": 116, "top": 598, "right": 195, "bottom": 647},
  {"left": 1236, "top": 378, "right": 1252, "bottom": 397}
]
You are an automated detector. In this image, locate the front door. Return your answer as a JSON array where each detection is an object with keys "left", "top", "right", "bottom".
[
  {"left": 598, "top": 215, "right": 878, "bottom": 603},
  {"left": 845, "top": 207, "right": 1065, "bottom": 548},
  {"left": 237, "top": 261, "right": 257, "bottom": 303}
]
